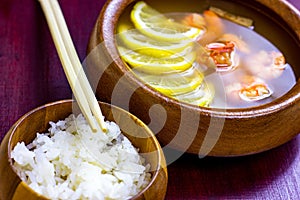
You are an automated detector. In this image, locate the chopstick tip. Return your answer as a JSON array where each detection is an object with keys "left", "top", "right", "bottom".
[
  {"left": 96, "top": 116, "right": 107, "bottom": 133},
  {"left": 101, "top": 127, "right": 108, "bottom": 133}
]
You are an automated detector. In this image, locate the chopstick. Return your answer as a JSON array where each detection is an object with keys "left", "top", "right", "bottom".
[{"left": 38, "top": 0, "right": 107, "bottom": 133}]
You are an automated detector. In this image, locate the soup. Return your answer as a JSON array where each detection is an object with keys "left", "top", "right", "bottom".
[
  {"left": 116, "top": 1, "right": 298, "bottom": 108},
  {"left": 198, "top": 17, "right": 296, "bottom": 108}
]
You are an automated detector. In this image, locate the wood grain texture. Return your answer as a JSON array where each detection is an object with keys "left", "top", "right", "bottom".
[
  {"left": 0, "top": 0, "right": 299, "bottom": 199},
  {"left": 0, "top": 100, "right": 167, "bottom": 200},
  {"left": 87, "top": 0, "right": 300, "bottom": 156},
  {"left": 258, "top": 0, "right": 300, "bottom": 36}
]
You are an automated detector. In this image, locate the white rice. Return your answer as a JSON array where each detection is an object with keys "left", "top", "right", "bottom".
[{"left": 11, "top": 114, "right": 151, "bottom": 200}]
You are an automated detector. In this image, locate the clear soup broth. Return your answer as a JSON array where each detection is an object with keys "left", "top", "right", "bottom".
[{"left": 117, "top": 0, "right": 300, "bottom": 109}]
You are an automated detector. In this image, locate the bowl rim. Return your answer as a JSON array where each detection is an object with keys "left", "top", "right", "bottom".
[
  {"left": 6, "top": 99, "right": 166, "bottom": 199},
  {"left": 98, "top": 0, "right": 300, "bottom": 118}
]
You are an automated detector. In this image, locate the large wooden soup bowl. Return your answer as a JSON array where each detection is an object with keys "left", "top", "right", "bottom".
[{"left": 87, "top": 0, "right": 300, "bottom": 156}]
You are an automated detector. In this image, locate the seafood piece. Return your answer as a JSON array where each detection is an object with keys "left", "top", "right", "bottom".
[
  {"left": 200, "top": 10, "right": 225, "bottom": 45},
  {"left": 245, "top": 50, "right": 287, "bottom": 79},
  {"left": 239, "top": 82, "right": 272, "bottom": 101},
  {"left": 226, "top": 76, "right": 273, "bottom": 102},
  {"left": 218, "top": 33, "right": 250, "bottom": 53},
  {"left": 272, "top": 51, "right": 286, "bottom": 70},
  {"left": 181, "top": 13, "right": 206, "bottom": 30},
  {"left": 205, "top": 41, "right": 238, "bottom": 72},
  {"left": 183, "top": 10, "right": 224, "bottom": 45}
]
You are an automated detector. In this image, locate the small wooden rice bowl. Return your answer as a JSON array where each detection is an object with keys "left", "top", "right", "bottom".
[{"left": 0, "top": 100, "right": 167, "bottom": 200}]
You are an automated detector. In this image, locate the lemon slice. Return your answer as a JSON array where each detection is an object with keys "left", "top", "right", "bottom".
[
  {"left": 130, "top": 1, "right": 204, "bottom": 42},
  {"left": 175, "top": 83, "right": 214, "bottom": 107},
  {"left": 134, "top": 66, "right": 204, "bottom": 96},
  {"left": 118, "top": 46, "right": 196, "bottom": 74},
  {"left": 117, "top": 24, "right": 193, "bottom": 57}
]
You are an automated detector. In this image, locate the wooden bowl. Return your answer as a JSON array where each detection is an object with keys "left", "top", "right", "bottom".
[
  {"left": 86, "top": 0, "right": 300, "bottom": 156},
  {"left": 0, "top": 100, "right": 167, "bottom": 200}
]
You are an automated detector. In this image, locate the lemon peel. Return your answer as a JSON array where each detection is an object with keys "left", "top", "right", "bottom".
[
  {"left": 130, "top": 1, "right": 204, "bottom": 42},
  {"left": 117, "top": 23, "right": 192, "bottom": 57},
  {"left": 134, "top": 67, "right": 204, "bottom": 96},
  {"left": 175, "top": 83, "right": 215, "bottom": 107},
  {"left": 118, "top": 46, "right": 196, "bottom": 74}
]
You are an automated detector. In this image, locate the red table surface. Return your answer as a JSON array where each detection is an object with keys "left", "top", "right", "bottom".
[{"left": 0, "top": 0, "right": 299, "bottom": 199}]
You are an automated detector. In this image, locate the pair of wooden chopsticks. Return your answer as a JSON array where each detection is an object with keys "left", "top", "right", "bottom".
[{"left": 38, "top": 0, "right": 107, "bottom": 132}]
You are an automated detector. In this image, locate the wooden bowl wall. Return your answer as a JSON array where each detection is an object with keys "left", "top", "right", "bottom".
[
  {"left": 87, "top": 0, "right": 300, "bottom": 156},
  {"left": 0, "top": 100, "right": 167, "bottom": 200}
]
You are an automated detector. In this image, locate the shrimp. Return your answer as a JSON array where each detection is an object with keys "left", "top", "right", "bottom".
[
  {"left": 205, "top": 41, "right": 238, "bottom": 72},
  {"left": 218, "top": 33, "right": 250, "bottom": 53},
  {"left": 182, "top": 10, "right": 224, "bottom": 45},
  {"left": 272, "top": 51, "right": 286, "bottom": 70},
  {"left": 181, "top": 13, "right": 206, "bottom": 29},
  {"left": 182, "top": 11, "right": 226, "bottom": 70},
  {"left": 239, "top": 82, "right": 272, "bottom": 101},
  {"left": 226, "top": 75, "right": 272, "bottom": 102},
  {"left": 199, "top": 10, "right": 225, "bottom": 45},
  {"left": 245, "top": 50, "right": 287, "bottom": 79}
]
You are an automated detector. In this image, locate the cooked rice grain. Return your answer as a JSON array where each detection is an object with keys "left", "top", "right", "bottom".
[{"left": 11, "top": 114, "right": 151, "bottom": 200}]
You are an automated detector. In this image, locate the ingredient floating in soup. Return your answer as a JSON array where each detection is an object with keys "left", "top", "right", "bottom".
[
  {"left": 116, "top": 1, "right": 296, "bottom": 108},
  {"left": 11, "top": 114, "right": 151, "bottom": 200}
]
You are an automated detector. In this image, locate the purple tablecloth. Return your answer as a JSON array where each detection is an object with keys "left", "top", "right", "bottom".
[{"left": 1, "top": 0, "right": 299, "bottom": 199}]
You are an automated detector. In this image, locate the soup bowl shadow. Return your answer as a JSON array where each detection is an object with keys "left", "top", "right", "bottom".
[
  {"left": 86, "top": 0, "right": 300, "bottom": 157},
  {"left": 0, "top": 100, "right": 167, "bottom": 200}
]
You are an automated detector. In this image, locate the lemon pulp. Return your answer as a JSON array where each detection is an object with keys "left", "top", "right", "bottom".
[
  {"left": 116, "top": 1, "right": 214, "bottom": 107},
  {"left": 130, "top": 1, "right": 204, "bottom": 42},
  {"left": 133, "top": 66, "right": 204, "bottom": 96},
  {"left": 118, "top": 46, "right": 196, "bottom": 74},
  {"left": 117, "top": 24, "right": 193, "bottom": 57}
]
